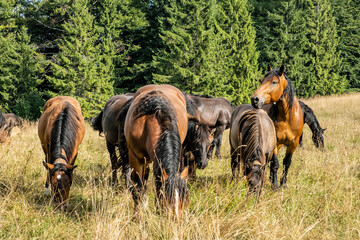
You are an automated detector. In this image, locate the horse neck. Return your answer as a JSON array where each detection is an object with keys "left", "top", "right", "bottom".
[{"left": 275, "top": 95, "right": 294, "bottom": 121}]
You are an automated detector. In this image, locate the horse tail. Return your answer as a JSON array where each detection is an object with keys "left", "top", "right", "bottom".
[
  {"left": 238, "top": 110, "right": 263, "bottom": 169},
  {"left": 50, "top": 103, "right": 79, "bottom": 163},
  {"left": 91, "top": 110, "right": 103, "bottom": 134},
  {"left": 135, "top": 91, "right": 182, "bottom": 203}
]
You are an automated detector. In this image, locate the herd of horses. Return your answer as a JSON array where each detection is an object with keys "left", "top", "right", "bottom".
[{"left": 0, "top": 65, "right": 326, "bottom": 217}]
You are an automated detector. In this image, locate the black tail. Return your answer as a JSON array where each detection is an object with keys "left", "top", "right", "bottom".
[{"left": 91, "top": 110, "right": 103, "bottom": 134}]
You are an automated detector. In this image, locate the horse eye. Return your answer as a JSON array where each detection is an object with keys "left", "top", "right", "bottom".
[{"left": 272, "top": 81, "right": 277, "bottom": 85}]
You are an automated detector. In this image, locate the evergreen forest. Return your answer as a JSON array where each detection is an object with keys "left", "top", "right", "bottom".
[{"left": 0, "top": 0, "right": 359, "bottom": 119}]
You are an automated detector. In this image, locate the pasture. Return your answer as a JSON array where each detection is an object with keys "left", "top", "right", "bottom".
[{"left": 1, "top": 93, "right": 360, "bottom": 239}]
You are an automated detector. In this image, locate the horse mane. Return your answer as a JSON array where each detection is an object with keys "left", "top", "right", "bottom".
[
  {"left": 183, "top": 92, "right": 198, "bottom": 117},
  {"left": 239, "top": 110, "right": 264, "bottom": 168},
  {"left": 134, "top": 90, "right": 183, "bottom": 201},
  {"left": 192, "top": 94, "right": 214, "bottom": 98},
  {"left": 50, "top": 103, "right": 80, "bottom": 163}
]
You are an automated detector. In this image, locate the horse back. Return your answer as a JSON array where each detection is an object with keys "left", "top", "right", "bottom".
[
  {"left": 38, "top": 96, "right": 85, "bottom": 164},
  {"left": 102, "top": 94, "right": 133, "bottom": 145}
]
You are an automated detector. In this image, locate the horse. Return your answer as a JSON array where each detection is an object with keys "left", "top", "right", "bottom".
[
  {"left": 123, "top": 85, "right": 189, "bottom": 217},
  {"left": 299, "top": 101, "right": 326, "bottom": 149},
  {"left": 91, "top": 93, "right": 134, "bottom": 186},
  {"left": 0, "top": 111, "right": 7, "bottom": 143},
  {"left": 251, "top": 65, "right": 303, "bottom": 189},
  {"left": 182, "top": 92, "right": 214, "bottom": 181},
  {"left": 38, "top": 96, "right": 86, "bottom": 205},
  {"left": 190, "top": 94, "right": 234, "bottom": 160},
  {"left": 3, "top": 113, "right": 23, "bottom": 137},
  {"left": 230, "top": 104, "right": 277, "bottom": 197}
]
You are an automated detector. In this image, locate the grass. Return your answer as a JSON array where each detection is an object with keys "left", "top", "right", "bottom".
[{"left": 1, "top": 93, "right": 360, "bottom": 239}]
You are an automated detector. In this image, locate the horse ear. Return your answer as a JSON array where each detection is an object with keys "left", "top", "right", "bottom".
[
  {"left": 180, "top": 167, "right": 188, "bottom": 180},
  {"left": 162, "top": 168, "right": 168, "bottom": 182},
  {"left": 323, "top": 128, "right": 327, "bottom": 132},
  {"left": 195, "top": 124, "right": 199, "bottom": 131},
  {"left": 43, "top": 161, "right": 54, "bottom": 170},
  {"left": 65, "top": 164, "right": 78, "bottom": 171},
  {"left": 210, "top": 128, "right": 216, "bottom": 136},
  {"left": 267, "top": 64, "right": 272, "bottom": 71},
  {"left": 279, "top": 65, "right": 285, "bottom": 75}
]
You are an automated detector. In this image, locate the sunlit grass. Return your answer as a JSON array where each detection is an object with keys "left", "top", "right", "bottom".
[{"left": 1, "top": 93, "right": 360, "bottom": 239}]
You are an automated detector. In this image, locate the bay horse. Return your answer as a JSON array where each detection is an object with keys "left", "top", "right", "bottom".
[
  {"left": 3, "top": 113, "right": 23, "bottom": 137},
  {"left": 230, "top": 104, "right": 277, "bottom": 197},
  {"left": 299, "top": 101, "right": 326, "bottom": 149},
  {"left": 91, "top": 93, "right": 134, "bottom": 186},
  {"left": 251, "top": 65, "right": 303, "bottom": 188},
  {"left": 182, "top": 92, "right": 214, "bottom": 181},
  {"left": 38, "top": 96, "right": 86, "bottom": 204},
  {"left": 123, "top": 85, "right": 189, "bottom": 217},
  {"left": 190, "top": 94, "right": 234, "bottom": 160}
]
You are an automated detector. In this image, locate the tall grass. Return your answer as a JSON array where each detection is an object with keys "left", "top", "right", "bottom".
[{"left": 1, "top": 93, "right": 360, "bottom": 239}]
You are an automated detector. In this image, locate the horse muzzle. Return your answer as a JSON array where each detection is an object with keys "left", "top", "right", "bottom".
[{"left": 251, "top": 96, "right": 264, "bottom": 109}]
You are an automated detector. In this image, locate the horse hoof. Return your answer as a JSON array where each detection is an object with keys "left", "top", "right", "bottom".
[{"left": 44, "top": 187, "right": 51, "bottom": 196}]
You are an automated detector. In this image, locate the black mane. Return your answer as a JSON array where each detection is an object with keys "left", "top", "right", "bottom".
[
  {"left": 0, "top": 111, "right": 5, "bottom": 128},
  {"left": 50, "top": 103, "right": 80, "bottom": 163}
]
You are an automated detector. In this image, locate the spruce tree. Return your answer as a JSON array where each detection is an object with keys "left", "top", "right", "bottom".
[
  {"left": 331, "top": 0, "right": 360, "bottom": 89},
  {"left": 47, "top": 0, "right": 113, "bottom": 118},
  {"left": 218, "top": 0, "right": 260, "bottom": 104},
  {"left": 303, "top": 0, "right": 345, "bottom": 97}
]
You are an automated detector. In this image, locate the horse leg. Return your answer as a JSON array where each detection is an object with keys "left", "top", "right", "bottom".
[
  {"left": 299, "top": 133, "right": 303, "bottom": 147},
  {"left": 280, "top": 143, "right": 298, "bottom": 188},
  {"left": 128, "top": 150, "right": 145, "bottom": 210},
  {"left": 230, "top": 147, "right": 240, "bottom": 181},
  {"left": 106, "top": 140, "right": 118, "bottom": 186},
  {"left": 270, "top": 153, "right": 279, "bottom": 190},
  {"left": 188, "top": 155, "right": 197, "bottom": 182},
  {"left": 208, "top": 126, "right": 224, "bottom": 160},
  {"left": 214, "top": 130, "right": 224, "bottom": 160}
]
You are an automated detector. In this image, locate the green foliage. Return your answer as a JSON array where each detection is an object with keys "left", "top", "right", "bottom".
[{"left": 47, "top": 0, "right": 113, "bottom": 119}]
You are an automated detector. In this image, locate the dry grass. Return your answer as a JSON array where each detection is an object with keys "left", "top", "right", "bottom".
[{"left": 1, "top": 93, "right": 360, "bottom": 239}]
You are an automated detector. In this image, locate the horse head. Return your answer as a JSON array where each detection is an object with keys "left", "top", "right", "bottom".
[
  {"left": 251, "top": 65, "right": 288, "bottom": 109},
  {"left": 43, "top": 160, "right": 77, "bottom": 204},
  {"left": 313, "top": 128, "right": 326, "bottom": 149},
  {"left": 245, "top": 160, "right": 265, "bottom": 197},
  {"left": 190, "top": 122, "right": 214, "bottom": 169}
]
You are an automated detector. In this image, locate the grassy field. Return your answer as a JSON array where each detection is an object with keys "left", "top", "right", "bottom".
[{"left": 1, "top": 93, "right": 360, "bottom": 239}]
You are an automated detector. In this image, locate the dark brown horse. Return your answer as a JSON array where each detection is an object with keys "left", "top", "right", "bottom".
[
  {"left": 190, "top": 95, "right": 234, "bottom": 160},
  {"left": 91, "top": 93, "right": 134, "bottom": 186},
  {"left": 182, "top": 92, "right": 214, "bottom": 181},
  {"left": 251, "top": 65, "right": 303, "bottom": 188},
  {"left": 38, "top": 96, "right": 86, "bottom": 204},
  {"left": 123, "top": 85, "right": 189, "bottom": 217},
  {"left": 230, "top": 105, "right": 277, "bottom": 196},
  {"left": 299, "top": 101, "right": 326, "bottom": 149},
  {"left": 3, "top": 113, "right": 23, "bottom": 137}
]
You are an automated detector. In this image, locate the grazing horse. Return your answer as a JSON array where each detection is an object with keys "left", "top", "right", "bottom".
[
  {"left": 0, "top": 111, "right": 7, "bottom": 143},
  {"left": 182, "top": 93, "right": 214, "bottom": 181},
  {"left": 251, "top": 65, "right": 303, "bottom": 188},
  {"left": 230, "top": 105, "right": 277, "bottom": 196},
  {"left": 91, "top": 93, "right": 134, "bottom": 186},
  {"left": 3, "top": 113, "right": 23, "bottom": 137},
  {"left": 38, "top": 96, "right": 85, "bottom": 204},
  {"left": 190, "top": 95, "right": 234, "bottom": 160},
  {"left": 299, "top": 101, "right": 326, "bottom": 149},
  {"left": 123, "top": 85, "right": 189, "bottom": 217}
]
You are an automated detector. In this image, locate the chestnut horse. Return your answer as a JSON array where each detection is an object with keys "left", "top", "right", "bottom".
[
  {"left": 38, "top": 96, "right": 85, "bottom": 204},
  {"left": 91, "top": 93, "right": 134, "bottom": 186},
  {"left": 123, "top": 85, "right": 189, "bottom": 217},
  {"left": 190, "top": 95, "right": 234, "bottom": 160},
  {"left": 251, "top": 65, "right": 303, "bottom": 188},
  {"left": 299, "top": 101, "right": 326, "bottom": 149},
  {"left": 230, "top": 105, "right": 277, "bottom": 196}
]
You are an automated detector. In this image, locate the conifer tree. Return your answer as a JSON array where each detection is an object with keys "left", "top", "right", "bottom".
[
  {"left": 303, "top": 0, "right": 345, "bottom": 96},
  {"left": 218, "top": 0, "right": 260, "bottom": 104},
  {"left": 47, "top": 0, "right": 113, "bottom": 118}
]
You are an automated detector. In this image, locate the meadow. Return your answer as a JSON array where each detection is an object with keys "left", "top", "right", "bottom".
[{"left": 1, "top": 93, "right": 360, "bottom": 239}]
